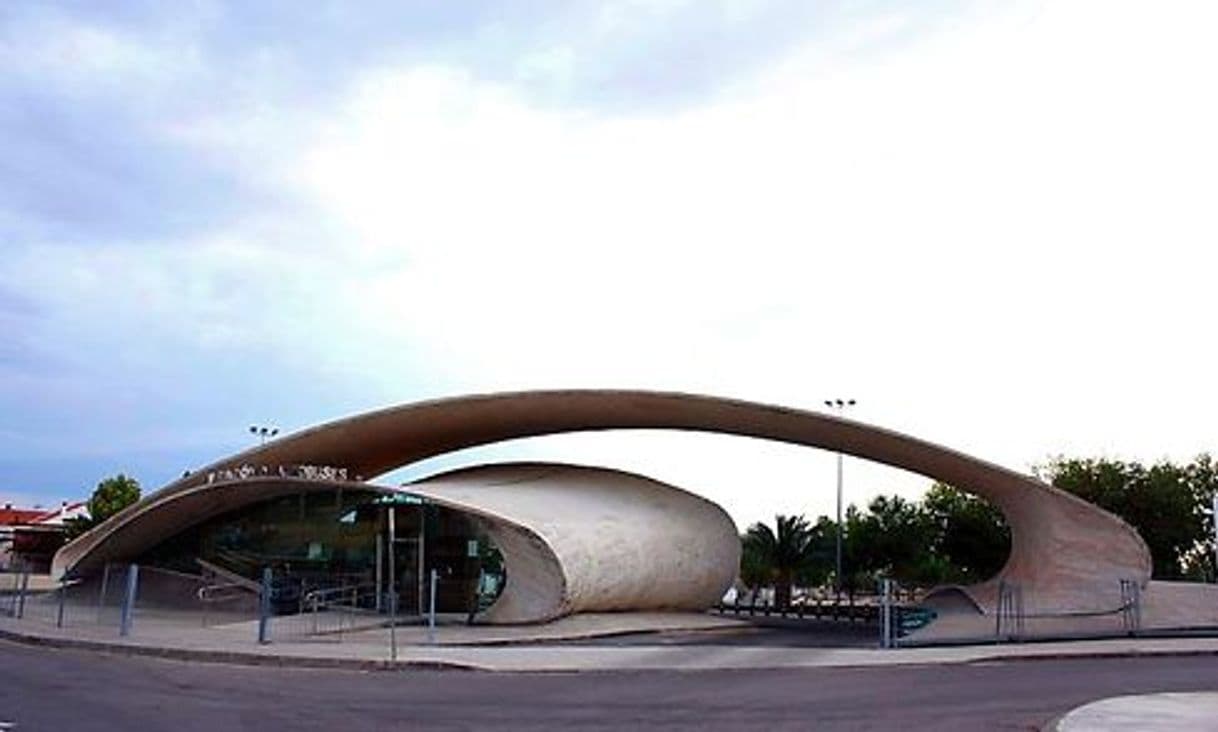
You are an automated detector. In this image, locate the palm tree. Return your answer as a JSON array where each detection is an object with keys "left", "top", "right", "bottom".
[{"left": 742, "top": 514, "right": 818, "bottom": 608}]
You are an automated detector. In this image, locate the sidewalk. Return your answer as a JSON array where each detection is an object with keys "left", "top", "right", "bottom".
[
  {"left": 1052, "top": 692, "right": 1218, "bottom": 731},
  {"left": 6, "top": 610, "right": 1218, "bottom": 673}
]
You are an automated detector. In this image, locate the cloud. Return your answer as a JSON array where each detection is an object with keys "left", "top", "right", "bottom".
[
  {"left": 2, "top": 1, "right": 1215, "bottom": 532},
  {"left": 285, "top": 0, "right": 1218, "bottom": 527}
]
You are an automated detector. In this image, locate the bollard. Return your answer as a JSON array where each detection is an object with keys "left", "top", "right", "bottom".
[
  {"left": 16, "top": 571, "right": 29, "bottom": 619},
  {"left": 119, "top": 564, "right": 139, "bottom": 637},
  {"left": 56, "top": 579, "right": 67, "bottom": 628},
  {"left": 257, "top": 567, "right": 272, "bottom": 644},
  {"left": 428, "top": 568, "right": 438, "bottom": 644}
]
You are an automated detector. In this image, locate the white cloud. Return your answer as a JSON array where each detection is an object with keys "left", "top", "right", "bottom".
[
  {"left": 7, "top": 1, "right": 1216, "bottom": 527},
  {"left": 0, "top": 12, "right": 203, "bottom": 93},
  {"left": 271, "top": 0, "right": 1218, "bottom": 529}
]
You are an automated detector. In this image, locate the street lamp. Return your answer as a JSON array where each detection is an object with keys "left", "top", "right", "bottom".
[
  {"left": 249, "top": 424, "right": 279, "bottom": 445},
  {"left": 824, "top": 398, "right": 856, "bottom": 595}
]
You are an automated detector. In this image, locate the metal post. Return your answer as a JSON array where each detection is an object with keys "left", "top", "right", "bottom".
[
  {"left": 825, "top": 399, "right": 855, "bottom": 596},
  {"left": 16, "top": 571, "right": 29, "bottom": 619},
  {"left": 879, "top": 578, "right": 892, "bottom": 649},
  {"left": 56, "top": 578, "right": 66, "bottom": 628},
  {"left": 995, "top": 581, "right": 1006, "bottom": 639},
  {"left": 1132, "top": 581, "right": 1141, "bottom": 632},
  {"left": 119, "top": 564, "right": 139, "bottom": 637},
  {"left": 375, "top": 533, "right": 383, "bottom": 612},
  {"left": 311, "top": 594, "right": 319, "bottom": 635},
  {"left": 417, "top": 509, "right": 426, "bottom": 617},
  {"left": 388, "top": 505, "right": 397, "bottom": 662},
  {"left": 428, "top": 568, "right": 438, "bottom": 644},
  {"left": 1016, "top": 583, "right": 1025, "bottom": 638},
  {"left": 887, "top": 579, "right": 894, "bottom": 648},
  {"left": 258, "top": 567, "right": 272, "bottom": 644},
  {"left": 1212, "top": 493, "right": 1217, "bottom": 582},
  {"left": 96, "top": 562, "right": 111, "bottom": 624},
  {"left": 835, "top": 451, "right": 844, "bottom": 595}
]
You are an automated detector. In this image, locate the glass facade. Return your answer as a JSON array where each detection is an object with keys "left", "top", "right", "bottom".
[{"left": 138, "top": 486, "right": 504, "bottom": 616}]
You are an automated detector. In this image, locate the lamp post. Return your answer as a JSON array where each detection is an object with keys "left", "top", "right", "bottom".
[
  {"left": 249, "top": 424, "right": 279, "bottom": 445},
  {"left": 824, "top": 398, "right": 856, "bottom": 595}
]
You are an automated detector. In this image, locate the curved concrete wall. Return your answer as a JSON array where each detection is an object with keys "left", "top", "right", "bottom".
[
  {"left": 406, "top": 463, "right": 740, "bottom": 623},
  {"left": 54, "top": 390, "right": 1152, "bottom": 616}
]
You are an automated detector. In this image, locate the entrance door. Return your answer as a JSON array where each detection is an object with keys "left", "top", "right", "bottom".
[{"left": 380, "top": 504, "right": 425, "bottom": 616}]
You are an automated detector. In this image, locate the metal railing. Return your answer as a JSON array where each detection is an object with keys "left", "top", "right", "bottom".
[
  {"left": 995, "top": 580, "right": 1025, "bottom": 640},
  {"left": 714, "top": 592, "right": 879, "bottom": 623}
]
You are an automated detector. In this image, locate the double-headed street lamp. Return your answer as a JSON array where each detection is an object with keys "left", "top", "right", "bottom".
[
  {"left": 249, "top": 424, "right": 279, "bottom": 445},
  {"left": 824, "top": 398, "right": 856, "bottom": 594}
]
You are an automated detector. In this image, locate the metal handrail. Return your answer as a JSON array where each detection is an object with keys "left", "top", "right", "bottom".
[{"left": 197, "top": 582, "right": 251, "bottom": 603}]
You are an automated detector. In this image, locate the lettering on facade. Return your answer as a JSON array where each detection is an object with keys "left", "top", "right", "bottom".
[{"left": 205, "top": 464, "right": 351, "bottom": 484}]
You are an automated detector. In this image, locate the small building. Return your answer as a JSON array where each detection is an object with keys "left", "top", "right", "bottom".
[{"left": 2, "top": 501, "right": 88, "bottom": 572}]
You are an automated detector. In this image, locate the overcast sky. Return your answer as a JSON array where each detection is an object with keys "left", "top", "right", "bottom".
[{"left": 2, "top": 0, "right": 1215, "bottom": 530}]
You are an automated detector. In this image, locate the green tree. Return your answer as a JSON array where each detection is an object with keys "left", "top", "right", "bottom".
[
  {"left": 1043, "top": 456, "right": 1210, "bottom": 579},
  {"left": 1182, "top": 455, "right": 1218, "bottom": 580},
  {"left": 922, "top": 483, "right": 1010, "bottom": 583},
  {"left": 741, "top": 514, "right": 819, "bottom": 607},
  {"left": 844, "top": 495, "right": 936, "bottom": 586},
  {"left": 65, "top": 474, "right": 142, "bottom": 540},
  {"left": 796, "top": 515, "right": 837, "bottom": 588}
]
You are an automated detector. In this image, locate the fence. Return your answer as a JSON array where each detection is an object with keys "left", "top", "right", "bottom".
[
  {"left": 883, "top": 577, "right": 1145, "bottom": 647},
  {"left": 714, "top": 591, "right": 879, "bottom": 624},
  {"left": 0, "top": 563, "right": 261, "bottom": 637},
  {"left": 714, "top": 578, "right": 1150, "bottom": 648},
  {"left": 3, "top": 563, "right": 1156, "bottom": 652},
  {"left": 269, "top": 578, "right": 380, "bottom": 642},
  {"left": 987, "top": 578, "right": 1144, "bottom": 643}
]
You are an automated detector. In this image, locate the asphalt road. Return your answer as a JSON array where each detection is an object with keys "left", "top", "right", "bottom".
[{"left": 3, "top": 640, "right": 1218, "bottom": 730}]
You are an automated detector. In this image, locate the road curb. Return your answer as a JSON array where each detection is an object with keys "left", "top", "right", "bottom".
[
  {"left": 6, "top": 623, "right": 1218, "bottom": 673},
  {"left": 0, "top": 627, "right": 486, "bottom": 672},
  {"left": 964, "top": 646, "right": 1218, "bottom": 665}
]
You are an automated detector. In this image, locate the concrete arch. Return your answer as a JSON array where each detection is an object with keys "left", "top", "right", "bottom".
[{"left": 54, "top": 390, "right": 1152, "bottom": 615}]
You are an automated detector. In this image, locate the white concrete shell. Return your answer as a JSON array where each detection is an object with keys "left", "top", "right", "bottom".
[
  {"left": 54, "top": 389, "right": 1156, "bottom": 622},
  {"left": 406, "top": 463, "right": 740, "bottom": 623}
]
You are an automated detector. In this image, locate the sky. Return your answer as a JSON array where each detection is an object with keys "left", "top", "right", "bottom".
[{"left": 1, "top": 0, "right": 1215, "bottom": 531}]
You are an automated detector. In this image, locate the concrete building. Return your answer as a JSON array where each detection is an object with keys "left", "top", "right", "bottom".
[{"left": 49, "top": 390, "right": 1218, "bottom": 630}]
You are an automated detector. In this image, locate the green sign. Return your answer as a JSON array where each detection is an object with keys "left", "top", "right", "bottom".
[{"left": 373, "top": 493, "right": 425, "bottom": 505}]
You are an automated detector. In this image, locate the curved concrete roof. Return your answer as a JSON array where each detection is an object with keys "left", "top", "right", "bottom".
[
  {"left": 54, "top": 389, "right": 1152, "bottom": 614},
  {"left": 408, "top": 463, "right": 740, "bottom": 623}
]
